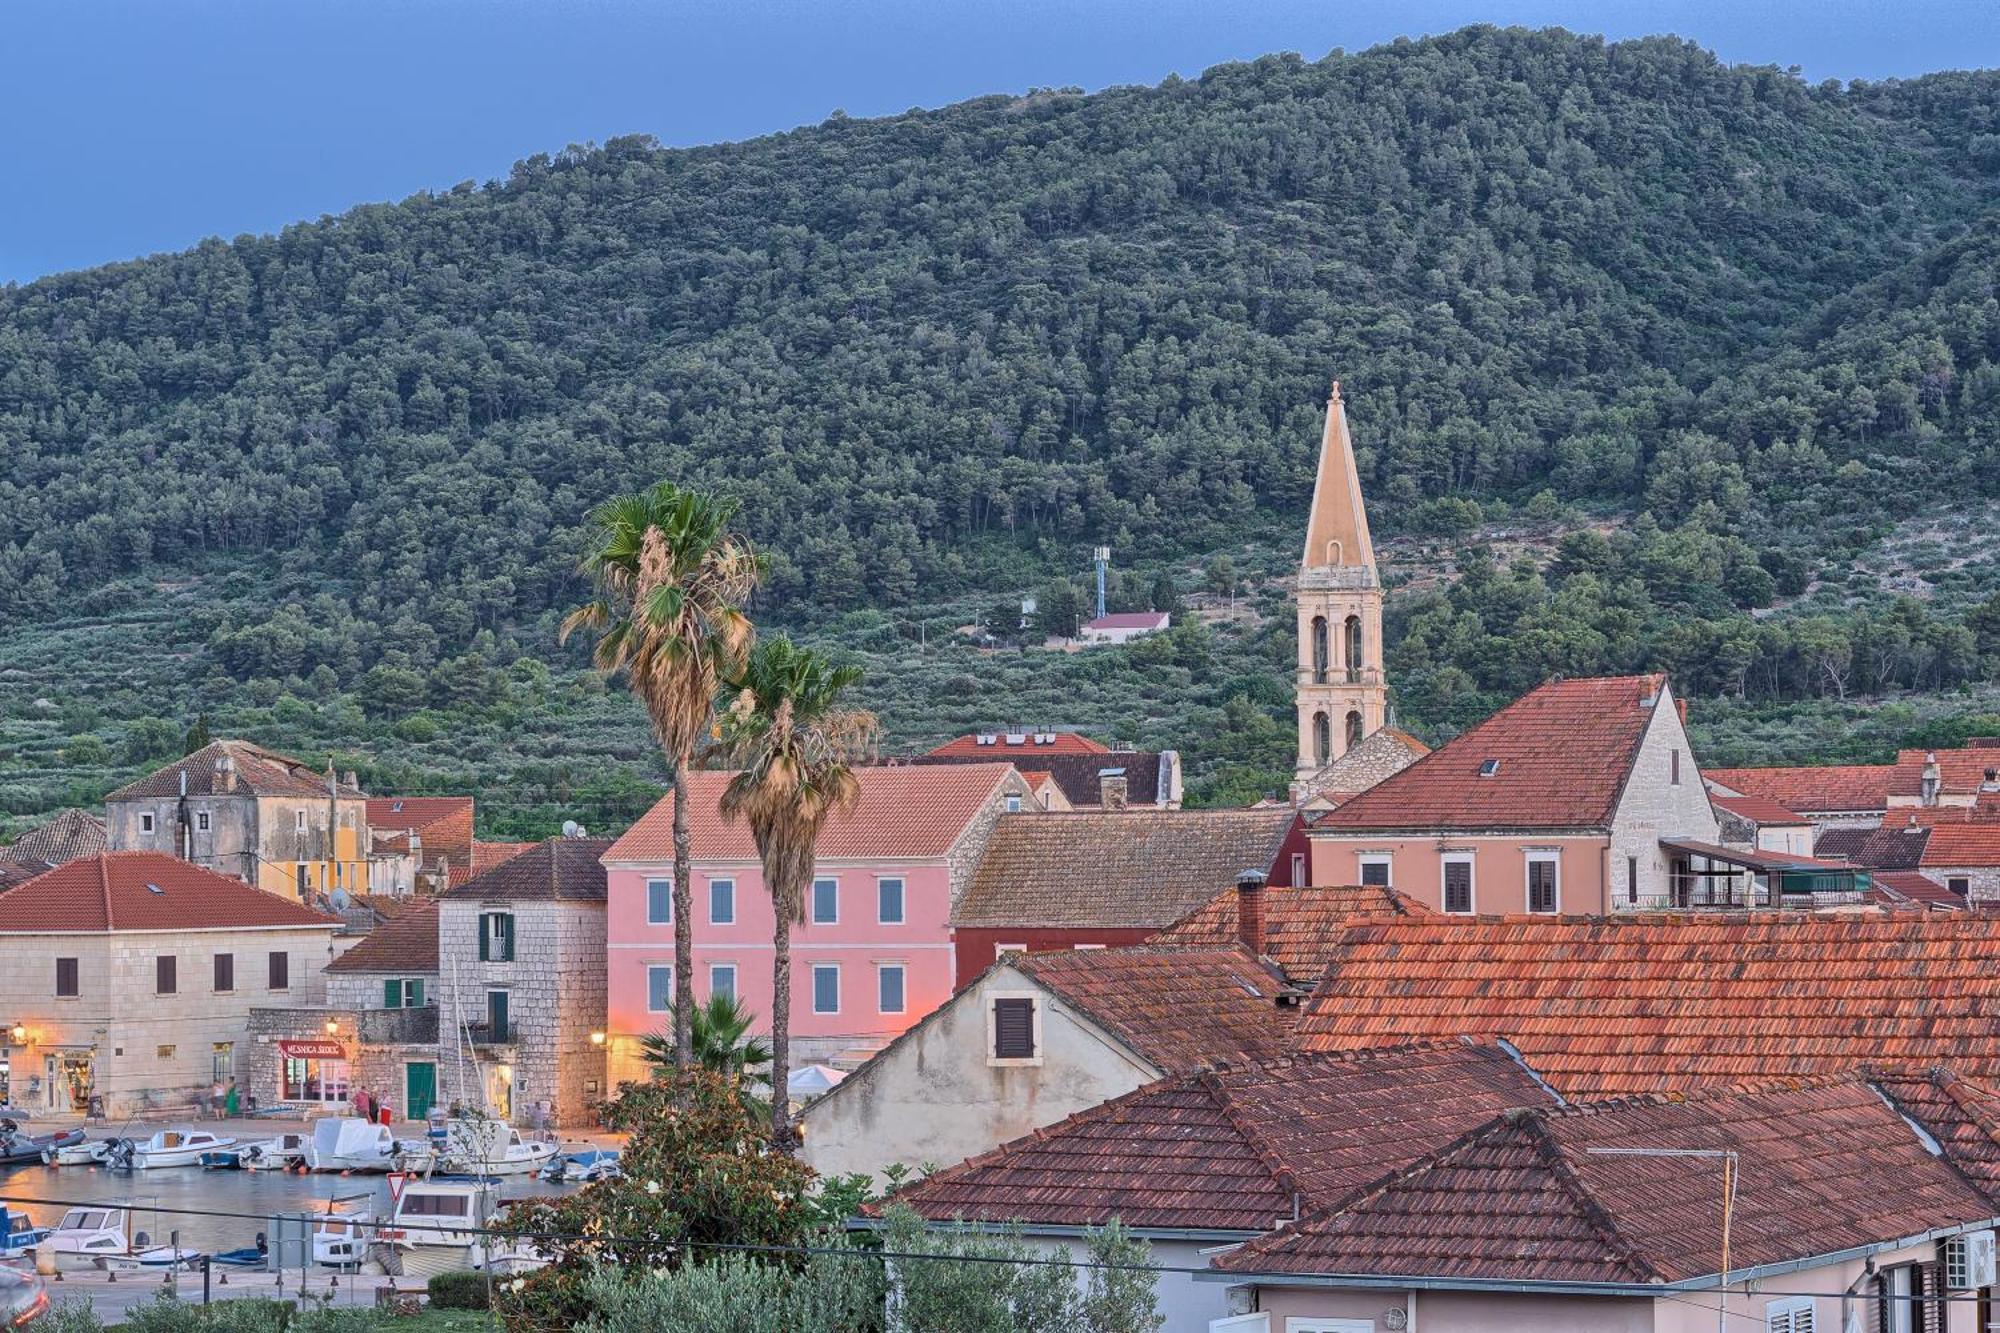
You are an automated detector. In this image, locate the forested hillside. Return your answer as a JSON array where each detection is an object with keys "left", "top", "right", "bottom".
[{"left": 5, "top": 25, "right": 2000, "bottom": 829}]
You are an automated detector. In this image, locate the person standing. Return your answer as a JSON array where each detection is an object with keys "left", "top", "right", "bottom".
[{"left": 224, "top": 1079, "right": 239, "bottom": 1118}]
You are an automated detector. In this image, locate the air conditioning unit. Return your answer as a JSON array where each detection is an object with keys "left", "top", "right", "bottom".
[{"left": 1944, "top": 1229, "right": 1997, "bottom": 1289}]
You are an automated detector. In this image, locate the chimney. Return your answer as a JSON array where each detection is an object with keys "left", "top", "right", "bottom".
[
  {"left": 217, "top": 753, "right": 238, "bottom": 793},
  {"left": 343, "top": 770, "right": 359, "bottom": 792},
  {"left": 1922, "top": 752, "right": 1942, "bottom": 807},
  {"left": 1099, "top": 771, "right": 1129, "bottom": 811},
  {"left": 1235, "top": 870, "right": 1268, "bottom": 955}
]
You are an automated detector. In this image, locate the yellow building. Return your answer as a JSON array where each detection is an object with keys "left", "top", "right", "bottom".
[{"left": 104, "top": 740, "right": 371, "bottom": 900}]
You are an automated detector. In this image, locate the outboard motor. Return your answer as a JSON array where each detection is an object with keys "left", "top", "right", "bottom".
[{"left": 104, "top": 1138, "right": 136, "bottom": 1170}]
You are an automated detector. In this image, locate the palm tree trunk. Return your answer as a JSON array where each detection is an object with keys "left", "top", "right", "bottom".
[
  {"left": 672, "top": 764, "right": 695, "bottom": 1068},
  {"left": 770, "top": 905, "right": 794, "bottom": 1150}
]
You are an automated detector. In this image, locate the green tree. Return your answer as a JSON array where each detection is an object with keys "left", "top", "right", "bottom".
[
  {"left": 717, "top": 637, "right": 877, "bottom": 1148},
  {"left": 562, "top": 483, "right": 762, "bottom": 1065},
  {"left": 1035, "top": 580, "right": 1084, "bottom": 639},
  {"left": 181, "top": 713, "right": 212, "bottom": 755},
  {"left": 1147, "top": 573, "right": 1182, "bottom": 615},
  {"left": 638, "top": 993, "right": 774, "bottom": 1124}
]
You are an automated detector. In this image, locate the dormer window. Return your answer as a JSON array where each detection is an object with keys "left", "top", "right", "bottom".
[{"left": 1479, "top": 759, "right": 1502, "bottom": 778}]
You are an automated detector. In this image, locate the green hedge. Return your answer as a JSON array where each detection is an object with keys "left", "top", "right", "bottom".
[{"left": 426, "top": 1271, "right": 490, "bottom": 1311}]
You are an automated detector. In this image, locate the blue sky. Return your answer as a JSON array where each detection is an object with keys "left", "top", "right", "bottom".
[{"left": 4, "top": 0, "right": 1998, "bottom": 285}]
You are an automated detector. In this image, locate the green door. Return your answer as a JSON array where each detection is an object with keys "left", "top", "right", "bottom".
[{"left": 405, "top": 1062, "right": 437, "bottom": 1121}]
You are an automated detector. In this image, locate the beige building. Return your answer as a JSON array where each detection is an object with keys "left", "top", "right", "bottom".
[
  {"left": 104, "top": 740, "right": 372, "bottom": 901},
  {"left": 0, "top": 852, "right": 337, "bottom": 1116},
  {"left": 1294, "top": 380, "right": 1387, "bottom": 776}
]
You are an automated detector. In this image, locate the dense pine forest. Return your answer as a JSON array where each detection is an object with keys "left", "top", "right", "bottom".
[{"left": 6, "top": 25, "right": 2000, "bottom": 831}]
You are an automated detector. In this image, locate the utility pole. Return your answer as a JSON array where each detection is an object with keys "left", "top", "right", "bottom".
[{"left": 1587, "top": 1146, "right": 1737, "bottom": 1333}]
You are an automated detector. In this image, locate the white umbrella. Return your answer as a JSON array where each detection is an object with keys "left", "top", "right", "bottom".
[{"left": 786, "top": 1065, "right": 846, "bottom": 1097}]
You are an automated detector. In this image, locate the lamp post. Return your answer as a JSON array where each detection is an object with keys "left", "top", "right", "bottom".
[{"left": 1587, "top": 1146, "right": 1737, "bottom": 1333}]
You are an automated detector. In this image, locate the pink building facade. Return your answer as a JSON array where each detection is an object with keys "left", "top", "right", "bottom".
[{"left": 600, "top": 764, "right": 1029, "bottom": 1082}]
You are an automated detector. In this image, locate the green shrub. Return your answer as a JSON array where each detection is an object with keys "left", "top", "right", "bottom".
[
  {"left": 41, "top": 1297, "right": 105, "bottom": 1333},
  {"left": 428, "top": 1270, "right": 492, "bottom": 1310}
]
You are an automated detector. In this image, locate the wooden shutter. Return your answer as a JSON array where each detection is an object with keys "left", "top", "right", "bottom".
[
  {"left": 269, "top": 950, "right": 289, "bottom": 990},
  {"left": 1444, "top": 862, "right": 1472, "bottom": 913},
  {"left": 411, "top": 979, "right": 424, "bottom": 1007},
  {"left": 156, "top": 955, "right": 176, "bottom": 994},
  {"left": 213, "top": 953, "right": 233, "bottom": 992},
  {"left": 992, "top": 998, "right": 1035, "bottom": 1058},
  {"left": 385, "top": 979, "right": 402, "bottom": 1009},
  {"left": 478, "top": 915, "right": 491, "bottom": 961},
  {"left": 55, "top": 957, "right": 78, "bottom": 997}
]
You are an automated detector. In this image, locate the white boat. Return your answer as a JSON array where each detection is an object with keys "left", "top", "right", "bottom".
[
  {"left": 383, "top": 1179, "right": 498, "bottom": 1276},
  {"left": 113, "top": 1128, "right": 237, "bottom": 1170},
  {"left": 43, "top": 1207, "right": 195, "bottom": 1271},
  {"left": 436, "top": 1121, "right": 558, "bottom": 1177},
  {"left": 240, "top": 1132, "right": 309, "bottom": 1171},
  {"left": 311, "top": 1207, "right": 375, "bottom": 1267},
  {"left": 305, "top": 1118, "right": 399, "bottom": 1172},
  {"left": 43, "top": 1140, "right": 108, "bottom": 1166}
]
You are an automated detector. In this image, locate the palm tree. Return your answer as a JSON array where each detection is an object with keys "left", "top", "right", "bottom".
[
  {"left": 717, "top": 637, "right": 877, "bottom": 1149},
  {"left": 638, "top": 993, "right": 773, "bottom": 1123},
  {"left": 561, "top": 482, "right": 761, "bottom": 1065}
]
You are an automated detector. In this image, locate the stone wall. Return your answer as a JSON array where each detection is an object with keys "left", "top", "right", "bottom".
[
  {"left": 1940, "top": 866, "right": 2000, "bottom": 906},
  {"left": 326, "top": 971, "right": 438, "bottom": 1011},
  {"left": 942, "top": 770, "right": 1034, "bottom": 912},
  {"left": 1608, "top": 685, "right": 1721, "bottom": 911},
  {"left": 244, "top": 1005, "right": 438, "bottom": 1118}
]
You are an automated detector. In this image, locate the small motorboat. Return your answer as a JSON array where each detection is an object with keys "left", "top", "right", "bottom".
[
  {"left": 199, "top": 1150, "right": 243, "bottom": 1169},
  {"left": 104, "top": 1242, "right": 204, "bottom": 1272},
  {"left": 306, "top": 1118, "right": 401, "bottom": 1172},
  {"left": 0, "top": 1121, "right": 85, "bottom": 1167},
  {"left": 381, "top": 1179, "right": 496, "bottom": 1277},
  {"left": 239, "top": 1132, "right": 309, "bottom": 1171},
  {"left": 540, "top": 1148, "right": 620, "bottom": 1183},
  {"left": 109, "top": 1128, "right": 238, "bottom": 1170},
  {"left": 312, "top": 1207, "right": 375, "bottom": 1268},
  {"left": 210, "top": 1235, "right": 269, "bottom": 1268},
  {"left": 437, "top": 1121, "right": 559, "bottom": 1177},
  {"left": 0, "top": 1208, "right": 49, "bottom": 1255},
  {"left": 43, "top": 1139, "right": 108, "bottom": 1167}
]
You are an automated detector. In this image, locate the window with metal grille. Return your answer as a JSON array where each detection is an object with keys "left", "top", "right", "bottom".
[
  {"left": 991, "top": 998, "right": 1036, "bottom": 1059},
  {"left": 479, "top": 912, "right": 515, "bottom": 961},
  {"left": 1443, "top": 861, "right": 1473, "bottom": 914},
  {"left": 1528, "top": 859, "right": 1558, "bottom": 913}
]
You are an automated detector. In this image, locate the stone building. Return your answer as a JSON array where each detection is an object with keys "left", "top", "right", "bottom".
[
  {"left": 435, "top": 837, "right": 611, "bottom": 1129},
  {"left": 105, "top": 740, "right": 371, "bottom": 901},
  {"left": 0, "top": 852, "right": 337, "bottom": 1116}
]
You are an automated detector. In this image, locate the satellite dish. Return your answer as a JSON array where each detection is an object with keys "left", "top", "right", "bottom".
[{"left": 561, "top": 820, "right": 582, "bottom": 839}]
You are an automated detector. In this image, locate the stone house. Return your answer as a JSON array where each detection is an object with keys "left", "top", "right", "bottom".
[
  {"left": 105, "top": 740, "right": 372, "bottom": 901},
  {"left": 948, "top": 808, "right": 1295, "bottom": 979},
  {"left": 0, "top": 808, "right": 108, "bottom": 870},
  {"left": 798, "top": 944, "right": 1296, "bottom": 1186},
  {"left": 435, "top": 836, "right": 611, "bottom": 1129},
  {"left": 0, "top": 852, "right": 337, "bottom": 1116},
  {"left": 1306, "top": 674, "right": 1722, "bottom": 913},
  {"left": 601, "top": 764, "right": 1032, "bottom": 1079},
  {"left": 1708, "top": 789, "right": 1814, "bottom": 855},
  {"left": 366, "top": 797, "right": 476, "bottom": 895}
]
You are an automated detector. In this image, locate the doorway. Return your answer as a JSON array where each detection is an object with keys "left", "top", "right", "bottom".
[{"left": 405, "top": 1062, "right": 437, "bottom": 1121}]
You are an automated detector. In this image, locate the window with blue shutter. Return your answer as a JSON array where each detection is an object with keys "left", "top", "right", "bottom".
[
  {"left": 877, "top": 878, "right": 905, "bottom": 924},
  {"left": 646, "top": 966, "right": 673, "bottom": 1013},
  {"left": 646, "top": 878, "right": 672, "bottom": 925},
  {"left": 709, "top": 879, "right": 735, "bottom": 925}
]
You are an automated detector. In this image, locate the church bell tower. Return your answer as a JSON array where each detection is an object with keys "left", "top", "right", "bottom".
[{"left": 1296, "top": 380, "right": 1387, "bottom": 776}]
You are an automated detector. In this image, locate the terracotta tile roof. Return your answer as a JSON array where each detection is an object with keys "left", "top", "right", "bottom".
[
  {"left": 1316, "top": 675, "right": 1669, "bottom": 831},
  {"left": 325, "top": 897, "right": 439, "bottom": 973},
  {"left": 0, "top": 853, "right": 341, "bottom": 932},
  {"left": 1890, "top": 747, "right": 2000, "bottom": 801},
  {"left": 926, "top": 731, "right": 1109, "bottom": 758},
  {"left": 1, "top": 809, "right": 108, "bottom": 866},
  {"left": 1149, "top": 884, "right": 1431, "bottom": 981},
  {"left": 1704, "top": 763, "right": 1894, "bottom": 814},
  {"left": 1216, "top": 1079, "right": 1996, "bottom": 1284},
  {"left": 1920, "top": 822, "right": 2000, "bottom": 868},
  {"left": 106, "top": 740, "right": 366, "bottom": 802},
  {"left": 0, "top": 860, "right": 52, "bottom": 893},
  {"left": 1871, "top": 1067, "right": 2000, "bottom": 1192},
  {"left": 888, "top": 1042, "right": 1557, "bottom": 1232},
  {"left": 1815, "top": 822, "right": 1932, "bottom": 869},
  {"left": 470, "top": 841, "right": 535, "bottom": 876},
  {"left": 1296, "top": 727, "right": 1431, "bottom": 803},
  {"left": 603, "top": 765, "right": 1018, "bottom": 864},
  {"left": 907, "top": 751, "right": 1170, "bottom": 808},
  {"left": 951, "top": 810, "right": 1294, "bottom": 930},
  {"left": 443, "top": 837, "right": 612, "bottom": 902},
  {"left": 1291, "top": 912, "right": 2000, "bottom": 1098},
  {"left": 1010, "top": 946, "right": 1296, "bottom": 1072},
  {"left": 1869, "top": 870, "right": 1966, "bottom": 909},
  {"left": 1706, "top": 791, "right": 1808, "bottom": 825}
]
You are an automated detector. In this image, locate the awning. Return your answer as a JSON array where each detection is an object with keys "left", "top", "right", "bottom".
[
  {"left": 1659, "top": 839, "right": 1856, "bottom": 876},
  {"left": 277, "top": 1040, "right": 348, "bottom": 1059}
]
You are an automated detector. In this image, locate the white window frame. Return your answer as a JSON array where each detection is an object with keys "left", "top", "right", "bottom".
[
  {"left": 645, "top": 965, "right": 674, "bottom": 1014},
  {"left": 985, "top": 989, "right": 1043, "bottom": 1068},
  {"left": 811, "top": 964, "right": 840, "bottom": 1015},
  {"left": 877, "top": 876, "right": 906, "bottom": 925},
  {"left": 645, "top": 878, "right": 672, "bottom": 926},
  {"left": 877, "top": 963, "right": 906, "bottom": 1015},
  {"left": 1208, "top": 1317, "right": 1269, "bottom": 1332},
  {"left": 1358, "top": 854, "right": 1392, "bottom": 888},
  {"left": 1005, "top": 793, "right": 1022, "bottom": 813},
  {"left": 1441, "top": 853, "right": 1475, "bottom": 915},
  {"left": 1289, "top": 852, "right": 1307, "bottom": 885},
  {"left": 139, "top": 812, "right": 156, "bottom": 835},
  {"left": 296, "top": 809, "right": 307, "bottom": 831},
  {"left": 708, "top": 964, "right": 737, "bottom": 1004},
  {"left": 810, "top": 876, "right": 839, "bottom": 926},
  {"left": 1525, "top": 851, "right": 1560, "bottom": 914},
  {"left": 1763, "top": 1296, "right": 1814, "bottom": 1333},
  {"left": 995, "top": 942, "right": 1027, "bottom": 958},
  {"left": 195, "top": 810, "right": 210, "bottom": 832},
  {"left": 1285, "top": 1320, "right": 1374, "bottom": 1333},
  {"left": 708, "top": 877, "right": 735, "bottom": 926}
]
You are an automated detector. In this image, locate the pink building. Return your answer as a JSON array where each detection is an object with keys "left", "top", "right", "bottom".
[
  {"left": 600, "top": 763, "right": 1029, "bottom": 1081},
  {"left": 1307, "top": 674, "right": 1719, "bottom": 913}
]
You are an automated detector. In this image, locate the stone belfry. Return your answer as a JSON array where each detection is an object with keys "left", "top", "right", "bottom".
[{"left": 1296, "top": 380, "right": 1387, "bottom": 775}]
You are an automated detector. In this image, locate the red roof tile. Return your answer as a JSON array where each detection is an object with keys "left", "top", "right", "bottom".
[
  {"left": 325, "top": 897, "right": 439, "bottom": 973},
  {"left": 1920, "top": 822, "right": 2000, "bottom": 867},
  {"left": 1010, "top": 946, "right": 1296, "bottom": 1072},
  {"left": 444, "top": 837, "right": 612, "bottom": 902},
  {"left": 1705, "top": 764, "right": 1894, "bottom": 814},
  {"left": 470, "top": 841, "right": 535, "bottom": 876},
  {"left": 1871, "top": 1067, "right": 2000, "bottom": 1192},
  {"left": 1, "top": 809, "right": 108, "bottom": 866},
  {"left": 106, "top": 740, "right": 365, "bottom": 802},
  {"left": 1291, "top": 912, "right": 2000, "bottom": 1098},
  {"left": 1148, "top": 884, "right": 1431, "bottom": 981},
  {"left": 602, "top": 765, "right": 1018, "bottom": 864},
  {"left": 369, "top": 797, "right": 475, "bottom": 879},
  {"left": 0, "top": 853, "right": 341, "bottom": 932},
  {"left": 926, "top": 731, "right": 1110, "bottom": 758},
  {"left": 1706, "top": 791, "right": 1808, "bottom": 825},
  {"left": 1217, "top": 1079, "right": 1995, "bottom": 1284},
  {"left": 889, "top": 1042, "right": 1557, "bottom": 1232},
  {"left": 1890, "top": 747, "right": 2000, "bottom": 801},
  {"left": 1869, "top": 870, "right": 1966, "bottom": 909},
  {"left": 1316, "top": 675, "right": 1669, "bottom": 831}
]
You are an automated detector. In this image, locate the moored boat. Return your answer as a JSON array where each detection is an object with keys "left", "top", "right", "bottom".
[
  {"left": 305, "top": 1117, "right": 400, "bottom": 1172},
  {"left": 240, "top": 1132, "right": 309, "bottom": 1171},
  {"left": 437, "top": 1121, "right": 558, "bottom": 1177},
  {"left": 0, "top": 1207, "right": 49, "bottom": 1254},
  {"left": 42, "top": 1140, "right": 107, "bottom": 1167},
  {"left": 108, "top": 1128, "right": 237, "bottom": 1170},
  {"left": 539, "top": 1148, "right": 619, "bottom": 1183},
  {"left": 0, "top": 1121, "right": 85, "bottom": 1167}
]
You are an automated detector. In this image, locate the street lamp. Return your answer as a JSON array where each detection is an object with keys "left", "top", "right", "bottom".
[
  {"left": 589, "top": 1031, "right": 606, "bottom": 1047},
  {"left": 324, "top": 1019, "right": 339, "bottom": 1036},
  {"left": 9, "top": 1026, "right": 25, "bottom": 1044}
]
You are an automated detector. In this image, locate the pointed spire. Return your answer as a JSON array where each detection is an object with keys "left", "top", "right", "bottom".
[{"left": 1301, "top": 377, "right": 1376, "bottom": 573}]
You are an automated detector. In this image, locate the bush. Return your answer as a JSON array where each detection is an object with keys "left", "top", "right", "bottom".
[{"left": 428, "top": 1270, "right": 492, "bottom": 1310}]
